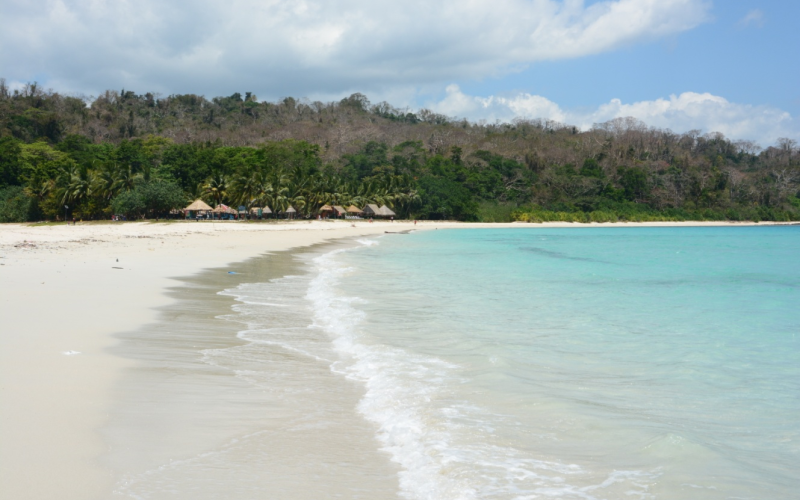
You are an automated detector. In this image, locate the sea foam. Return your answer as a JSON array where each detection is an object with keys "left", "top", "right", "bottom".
[{"left": 305, "top": 240, "right": 650, "bottom": 500}]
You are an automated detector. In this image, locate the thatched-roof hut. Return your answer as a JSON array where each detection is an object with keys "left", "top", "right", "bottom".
[
  {"left": 379, "top": 205, "right": 396, "bottom": 217},
  {"left": 212, "top": 204, "right": 235, "bottom": 214},
  {"left": 285, "top": 206, "right": 297, "bottom": 219},
  {"left": 333, "top": 205, "right": 346, "bottom": 216},
  {"left": 185, "top": 199, "right": 213, "bottom": 211},
  {"left": 250, "top": 206, "right": 272, "bottom": 218},
  {"left": 319, "top": 204, "right": 333, "bottom": 212},
  {"left": 362, "top": 204, "right": 381, "bottom": 217},
  {"left": 346, "top": 205, "right": 362, "bottom": 214}
]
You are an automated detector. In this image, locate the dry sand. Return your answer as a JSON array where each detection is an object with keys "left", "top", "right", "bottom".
[
  {"left": 0, "top": 219, "right": 785, "bottom": 499},
  {"left": 0, "top": 219, "right": 415, "bottom": 500}
]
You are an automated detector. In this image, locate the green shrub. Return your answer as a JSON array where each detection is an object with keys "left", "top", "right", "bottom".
[
  {"left": 0, "top": 186, "right": 38, "bottom": 222},
  {"left": 111, "top": 181, "right": 187, "bottom": 218},
  {"left": 477, "top": 202, "right": 518, "bottom": 222}
]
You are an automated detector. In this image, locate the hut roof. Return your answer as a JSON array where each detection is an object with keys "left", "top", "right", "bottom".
[
  {"left": 363, "top": 204, "right": 380, "bottom": 215},
  {"left": 319, "top": 204, "right": 333, "bottom": 211},
  {"left": 379, "top": 205, "right": 396, "bottom": 216},
  {"left": 185, "top": 199, "right": 213, "bottom": 211},
  {"left": 250, "top": 206, "right": 273, "bottom": 214},
  {"left": 285, "top": 206, "right": 297, "bottom": 213},
  {"left": 212, "top": 204, "right": 235, "bottom": 213},
  {"left": 346, "top": 205, "right": 363, "bottom": 213},
  {"left": 333, "top": 205, "right": 346, "bottom": 213}
]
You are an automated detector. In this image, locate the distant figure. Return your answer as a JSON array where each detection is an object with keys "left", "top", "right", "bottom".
[
  {"left": 369, "top": 218, "right": 373, "bottom": 223},
  {"left": 391, "top": 216, "right": 394, "bottom": 223},
  {"left": 414, "top": 220, "right": 417, "bottom": 225},
  {"left": 72, "top": 217, "right": 76, "bottom": 225}
]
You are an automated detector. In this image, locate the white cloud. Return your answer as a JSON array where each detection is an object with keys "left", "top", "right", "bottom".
[
  {"left": 737, "top": 9, "right": 765, "bottom": 28},
  {"left": 433, "top": 84, "right": 568, "bottom": 123},
  {"left": 0, "top": 0, "right": 710, "bottom": 98},
  {"left": 428, "top": 85, "right": 799, "bottom": 146}
]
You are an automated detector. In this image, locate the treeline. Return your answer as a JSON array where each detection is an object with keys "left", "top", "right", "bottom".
[{"left": 1, "top": 79, "right": 799, "bottom": 222}]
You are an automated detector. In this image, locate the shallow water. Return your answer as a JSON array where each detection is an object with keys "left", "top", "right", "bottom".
[{"left": 312, "top": 227, "right": 800, "bottom": 499}]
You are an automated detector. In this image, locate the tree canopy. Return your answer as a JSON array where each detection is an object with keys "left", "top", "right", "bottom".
[{"left": 0, "top": 80, "right": 798, "bottom": 222}]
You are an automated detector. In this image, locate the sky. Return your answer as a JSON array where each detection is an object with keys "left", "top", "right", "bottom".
[{"left": 1, "top": 0, "right": 797, "bottom": 146}]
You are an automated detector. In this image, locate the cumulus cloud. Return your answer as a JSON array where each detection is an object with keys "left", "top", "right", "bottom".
[
  {"left": 429, "top": 85, "right": 799, "bottom": 146},
  {"left": 0, "top": 0, "right": 710, "bottom": 97}
]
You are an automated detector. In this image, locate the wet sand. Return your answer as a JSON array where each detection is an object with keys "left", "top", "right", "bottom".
[{"left": 104, "top": 243, "right": 402, "bottom": 499}]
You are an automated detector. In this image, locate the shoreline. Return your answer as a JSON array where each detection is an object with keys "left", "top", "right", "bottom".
[
  {"left": 0, "top": 219, "right": 795, "bottom": 499},
  {"left": 0, "top": 220, "right": 408, "bottom": 500},
  {"left": 104, "top": 239, "right": 402, "bottom": 498}
]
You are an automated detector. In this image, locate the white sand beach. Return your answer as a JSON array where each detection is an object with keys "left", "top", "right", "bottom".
[
  {"left": 0, "top": 220, "right": 416, "bottom": 500},
  {"left": 0, "top": 219, "right": 787, "bottom": 499}
]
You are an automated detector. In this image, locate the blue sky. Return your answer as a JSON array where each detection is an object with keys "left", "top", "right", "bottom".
[
  {"left": 1, "top": 0, "right": 797, "bottom": 145},
  {"left": 457, "top": 0, "right": 798, "bottom": 115}
]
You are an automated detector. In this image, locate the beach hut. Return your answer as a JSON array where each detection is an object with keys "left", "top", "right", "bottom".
[
  {"left": 333, "top": 205, "right": 347, "bottom": 218},
  {"left": 212, "top": 203, "right": 236, "bottom": 220},
  {"left": 250, "top": 206, "right": 272, "bottom": 219},
  {"left": 318, "top": 204, "right": 333, "bottom": 219},
  {"left": 285, "top": 206, "right": 297, "bottom": 219},
  {"left": 185, "top": 199, "right": 213, "bottom": 219},
  {"left": 379, "top": 205, "right": 396, "bottom": 218},
  {"left": 186, "top": 199, "right": 213, "bottom": 211},
  {"left": 362, "top": 204, "right": 382, "bottom": 217},
  {"left": 346, "top": 205, "right": 362, "bottom": 215}
]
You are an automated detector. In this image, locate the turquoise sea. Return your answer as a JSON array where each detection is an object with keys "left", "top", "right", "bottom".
[{"left": 304, "top": 227, "right": 800, "bottom": 499}]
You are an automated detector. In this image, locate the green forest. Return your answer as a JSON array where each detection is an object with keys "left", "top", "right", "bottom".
[{"left": 1, "top": 80, "right": 798, "bottom": 223}]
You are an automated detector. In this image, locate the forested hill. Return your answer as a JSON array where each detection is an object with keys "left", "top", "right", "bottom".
[{"left": 1, "top": 80, "right": 798, "bottom": 222}]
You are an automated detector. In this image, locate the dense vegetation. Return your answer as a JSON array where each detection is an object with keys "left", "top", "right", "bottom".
[{"left": 1, "top": 79, "right": 798, "bottom": 222}]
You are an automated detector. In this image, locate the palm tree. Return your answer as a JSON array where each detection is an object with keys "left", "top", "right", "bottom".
[
  {"left": 113, "top": 164, "right": 139, "bottom": 193},
  {"left": 201, "top": 174, "right": 228, "bottom": 206},
  {"left": 283, "top": 180, "right": 307, "bottom": 214},
  {"left": 93, "top": 164, "right": 118, "bottom": 202},
  {"left": 25, "top": 178, "right": 54, "bottom": 204},
  {"left": 58, "top": 165, "right": 93, "bottom": 210},
  {"left": 253, "top": 177, "right": 275, "bottom": 210}
]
